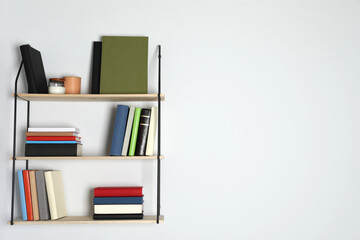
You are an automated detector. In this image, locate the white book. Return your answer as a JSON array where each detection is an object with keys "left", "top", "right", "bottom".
[
  {"left": 28, "top": 127, "right": 80, "bottom": 133},
  {"left": 44, "top": 170, "right": 67, "bottom": 220},
  {"left": 94, "top": 204, "right": 143, "bottom": 214},
  {"left": 121, "top": 106, "right": 135, "bottom": 156},
  {"left": 145, "top": 106, "right": 157, "bottom": 156}
]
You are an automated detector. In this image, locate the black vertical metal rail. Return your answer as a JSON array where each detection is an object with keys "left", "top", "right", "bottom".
[
  {"left": 11, "top": 61, "right": 24, "bottom": 225},
  {"left": 26, "top": 101, "right": 30, "bottom": 170},
  {"left": 156, "top": 45, "right": 161, "bottom": 224}
]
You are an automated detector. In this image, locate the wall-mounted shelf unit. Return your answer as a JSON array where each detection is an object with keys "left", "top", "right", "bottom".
[{"left": 9, "top": 45, "right": 163, "bottom": 225}]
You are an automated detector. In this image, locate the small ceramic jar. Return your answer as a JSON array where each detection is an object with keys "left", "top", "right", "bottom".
[{"left": 48, "top": 78, "right": 65, "bottom": 94}]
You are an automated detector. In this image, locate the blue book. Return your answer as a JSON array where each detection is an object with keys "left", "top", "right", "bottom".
[
  {"left": 17, "top": 170, "right": 27, "bottom": 220},
  {"left": 110, "top": 105, "right": 129, "bottom": 156},
  {"left": 94, "top": 196, "right": 143, "bottom": 205},
  {"left": 26, "top": 141, "right": 78, "bottom": 144}
]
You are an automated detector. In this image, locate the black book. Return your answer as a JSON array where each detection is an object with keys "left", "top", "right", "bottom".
[
  {"left": 93, "top": 213, "right": 144, "bottom": 220},
  {"left": 20, "top": 44, "right": 48, "bottom": 93},
  {"left": 91, "top": 42, "right": 102, "bottom": 94},
  {"left": 25, "top": 144, "right": 82, "bottom": 156},
  {"left": 135, "top": 108, "right": 151, "bottom": 156}
]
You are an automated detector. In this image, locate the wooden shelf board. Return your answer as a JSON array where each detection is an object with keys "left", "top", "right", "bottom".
[
  {"left": 8, "top": 215, "right": 164, "bottom": 225},
  {"left": 12, "top": 156, "right": 165, "bottom": 160},
  {"left": 13, "top": 93, "right": 165, "bottom": 102}
]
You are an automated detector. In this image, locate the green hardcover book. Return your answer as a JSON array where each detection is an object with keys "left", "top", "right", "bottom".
[
  {"left": 100, "top": 36, "right": 148, "bottom": 94},
  {"left": 128, "top": 108, "right": 142, "bottom": 156}
]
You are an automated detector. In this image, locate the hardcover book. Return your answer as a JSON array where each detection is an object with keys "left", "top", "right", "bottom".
[
  {"left": 27, "top": 136, "right": 80, "bottom": 141},
  {"left": 20, "top": 44, "right": 48, "bottom": 93},
  {"left": 91, "top": 41, "right": 102, "bottom": 94},
  {"left": 128, "top": 108, "right": 141, "bottom": 156},
  {"left": 35, "top": 170, "right": 50, "bottom": 220},
  {"left": 17, "top": 171, "right": 27, "bottom": 220},
  {"left": 29, "top": 170, "right": 40, "bottom": 220},
  {"left": 26, "top": 132, "right": 79, "bottom": 137},
  {"left": 94, "top": 187, "right": 143, "bottom": 197},
  {"left": 28, "top": 127, "right": 80, "bottom": 133},
  {"left": 22, "top": 170, "right": 33, "bottom": 220},
  {"left": 94, "top": 196, "right": 143, "bottom": 205},
  {"left": 145, "top": 106, "right": 157, "bottom": 155},
  {"left": 44, "top": 171, "right": 67, "bottom": 220},
  {"left": 100, "top": 36, "right": 148, "bottom": 94},
  {"left": 110, "top": 105, "right": 129, "bottom": 156},
  {"left": 135, "top": 108, "right": 151, "bottom": 156},
  {"left": 25, "top": 144, "right": 82, "bottom": 156},
  {"left": 121, "top": 106, "right": 135, "bottom": 156},
  {"left": 93, "top": 213, "right": 143, "bottom": 220},
  {"left": 94, "top": 204, "right": 143, "bottom": 214}
]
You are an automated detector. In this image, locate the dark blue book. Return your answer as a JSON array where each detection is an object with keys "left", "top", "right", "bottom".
[
  {"left": 110, "top": 105, "right": 129, "bottom": 156},
  {"left": 94, "top": 196, "right": 143, "bottom": 205}
]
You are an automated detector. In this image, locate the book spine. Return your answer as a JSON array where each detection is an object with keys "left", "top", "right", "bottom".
[
  {"left": 93, "top": 213, "right": 143, "bottom": 220},
  {"left": 17, "top": 171, "right": 27, "bottom": 221},
  {"left": 27, "top": 136, "right": 79, "bottom": 141},
  {"left": 26, "top": 141, "right": 79, "bottom": 144},
  {"left": 25, "top": 144, "right": 81, "bottom": 156},
  {"left": 135, "top": 109, "right": 151, "bottom": 156},
  {"left": 128, "top": 108, "right": 141, "bottom": 156},
  {"left": 29, "top": 171, "right": 40, "bottom": 220},
  {"left": 110, "top": 105, "right": 129, "bottom": 156},
  {"left": 94, "top": 187, "right": 143, "bottom": 197},
  {"left": 121, "top": 106, "right": 135, "bottom": 156},
  {"left": 93, "top": 196, "right": 143, "bottom": 204},
  {"left": 22, "top": 170, "right": 33, "bottom": 221},
  {"left": 26, "top": 132, "right": 79, "bottom": 136},
  {"left": 94, "top": 204, "right": 143, "bottom": 214},
  {"left": 28, "top": 128, "right": 79, "bottom": 132},
  {"left": 44, "top": 171, "right": 57, "bottom": 219},
  {"left": 91, "top": 42, "right": 102, "bottom": 94},
  {"left": 145, "top": 107, "right": 157, "bottom": 155},
  {"left": 35, "top": 171, "right": 50, "bottom": 220}
]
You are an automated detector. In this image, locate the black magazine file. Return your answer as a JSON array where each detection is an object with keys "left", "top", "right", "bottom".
[{"left": 20, "top": 44, "right": 48, "bottom": 93}]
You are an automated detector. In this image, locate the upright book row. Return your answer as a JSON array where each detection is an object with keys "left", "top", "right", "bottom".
[
  {"left": 111, "top": 105, "right": 157, "bottom": 156},
  {"left": 18, "top": 170, "right": 67, "bottom": 221}
]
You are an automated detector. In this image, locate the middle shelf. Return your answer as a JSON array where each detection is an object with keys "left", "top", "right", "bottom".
[{"left": 12, "top": 156, "right": 165, "bottom": 160}]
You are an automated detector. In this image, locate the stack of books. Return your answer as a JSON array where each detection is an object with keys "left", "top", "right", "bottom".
[
  {"left": 110, "top": 105, "right": 157, "bottom": 156},
  {"left": 25, "top": 127, "right": 82, "bottom": 156},
  {"left": 93, "top": 187, "right": 144, "bottom": 220},
  {"left": 18, "top": 170, "right": 67, "bottom": 221}
]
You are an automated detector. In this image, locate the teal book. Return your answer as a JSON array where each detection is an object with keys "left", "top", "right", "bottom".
[
  {"left": 128, "top": 108, "right": 141, "bottom": 156},
  {"left": 100, "top": 36, "right": 148, "bottom": 94}
]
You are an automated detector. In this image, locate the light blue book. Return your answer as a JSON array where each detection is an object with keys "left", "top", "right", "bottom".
[
  {"left": 26, "top": 141, "right": 78, "bottom": 144},
  {"left": 17, "top": 170, "right": 27, "bottom": 221}
]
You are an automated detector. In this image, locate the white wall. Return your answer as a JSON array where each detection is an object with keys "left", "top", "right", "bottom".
[{"left": 1, "top": 0, "right": 360, "bottom": 239}]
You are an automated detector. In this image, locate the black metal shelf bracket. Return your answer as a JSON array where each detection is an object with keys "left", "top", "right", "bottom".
[
  {"left": 156, "top": 45, "right": 161, "bottom": 224},
  {"left": 11, "top": 61, "right": 23, "bottom": 225}
]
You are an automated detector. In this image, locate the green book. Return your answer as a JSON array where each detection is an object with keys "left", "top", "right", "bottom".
[
  {"left": 128, "top": 108, "right": 142, "bottom": 156},
  {"left": 100, "top": 36, "right": 148, "bottom": 94}
]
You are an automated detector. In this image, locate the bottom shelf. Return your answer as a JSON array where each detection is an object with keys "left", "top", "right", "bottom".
[{"left": 8, "top": 215, "right": 164, "bottom": 225}]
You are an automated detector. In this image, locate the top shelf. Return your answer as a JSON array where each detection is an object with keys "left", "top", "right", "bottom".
[{"left": 13, "top": 94, "right": 165, "bottom": 102}]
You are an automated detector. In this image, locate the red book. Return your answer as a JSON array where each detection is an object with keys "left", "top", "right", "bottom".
[
  {"left": 26, "top": 136, "right": 80, "bottom": 141},
  {"left": 22, "top": 170, "right": 33, "bottom": 221},
  {"left": 94, "top": 187, "right": 143, "bottom": 197}
]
